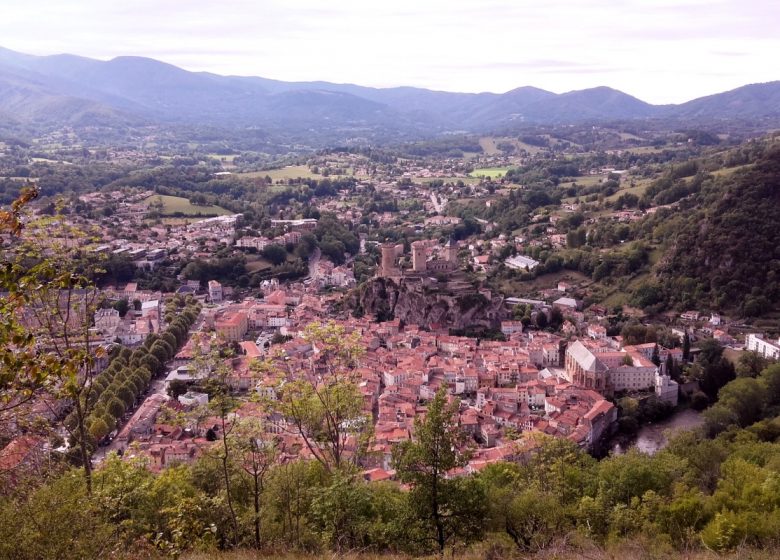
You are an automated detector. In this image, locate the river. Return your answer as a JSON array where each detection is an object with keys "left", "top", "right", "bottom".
[{"left": 611, "top": 408, "right": 704, "bottom": 455}]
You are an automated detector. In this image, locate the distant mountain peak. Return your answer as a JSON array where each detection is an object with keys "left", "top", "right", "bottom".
[{"left": 0, "top": 45, "right": 778, "bottom": 135}]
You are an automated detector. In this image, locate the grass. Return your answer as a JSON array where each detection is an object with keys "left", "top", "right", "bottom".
[
  {"left": 710, "top": 163, "right": 753, "bottom": 177},
  {"left": 723, "top": 347, "right": 744, "bottom": 366},
  {"left": 246, "top": 258, "right": 273, "bottom": 272},
  {"left": 469, "top": 166, "right": 512, "bottom": 179},
  {"left": 478, "top": 136, "right": 549, "bottom": 156},
  {"left": 560, "top": 175, "right": 606, "bottom": 197},
  {"left": 183, "top": 543, "right": 780, "bottom": 560},
  {"left": 560, "top": 176, "right": 654, "bottom": 205},
  {"left": 601, "top": 289, "right": 630, "bottom": 309},
  {"left": 478, "top": 137, "right": 501, "bottom": 155},
  {"left": 559, "top": 175, "right": 606, "bottom": 204},
  {"left": 603, "top": 178, "right": 655, "bottom": 203},
  {"left": 239, "top": 165, "right": 351, "bottom": 182},
  {"left": 144, "top": 195, "right": 231, "bottom": 217},
  {"left": 599, "top": 270, "right": 654, "bottom": 310},
  {"left": 493, "top": 270, "right": 590, "bottom": 298}
]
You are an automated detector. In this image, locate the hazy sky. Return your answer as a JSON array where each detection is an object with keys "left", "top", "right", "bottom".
[{"left": 2, "top": 0, "right": 778, "bottom": 103}]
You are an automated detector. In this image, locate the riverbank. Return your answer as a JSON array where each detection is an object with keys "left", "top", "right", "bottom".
[{"left": 610, "top": 407, "right": 704, "bottom": 455}]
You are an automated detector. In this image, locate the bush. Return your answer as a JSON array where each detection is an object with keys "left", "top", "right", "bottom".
[{"left": 690, "top": 391, "right": 710, "bottom": 411}]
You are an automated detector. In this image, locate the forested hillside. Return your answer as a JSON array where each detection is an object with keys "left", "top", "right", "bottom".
[
  {"left": 653, "top": 145, "right": 780, "bottom": 314},
  {"left": 453, "top": 136, "right": 780, "bottom": 319}
]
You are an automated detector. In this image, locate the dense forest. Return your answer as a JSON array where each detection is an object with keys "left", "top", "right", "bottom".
[{"left": 652, "top": 145, "right": 780, "bottom": 314}]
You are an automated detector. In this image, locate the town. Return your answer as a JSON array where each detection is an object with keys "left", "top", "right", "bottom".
[
  {"left": 3, "top": 160, "right": 777, "bottom": 479},
  {"left": 1, "top": 116, "right": 779, "bottom": 558}
]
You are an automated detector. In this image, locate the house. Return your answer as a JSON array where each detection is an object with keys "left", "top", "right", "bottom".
[
  {"left": 713, "top": 330, "right": 736, "bottom": 346},
  {"left": 94, "top": 308, "right": 121, "bottom": 332},
  {"left": 362, "top": 468, "right": 393, "bottom": 482},
  {"left": 709, "top": 313, "right": 722, "bottom": 326},
  {"left": 655, "top": 372, "right": 679, "bottom": 406},
  {"left": 165, "top": 365, "right": 208, "bottom": 388},
  {"left": 680, "top": 311, "right": 700, "bottom": 322},
  {"left": 500, "top": 321, "right": 523, "bottom": 336},
  {"left": 746, "top": 333, "right": 780, "bottom": 360},
  {"left": 583, "top": 399, "right": 618, "bottom": 445},
  {"left": 114, "top": 394, "right": 167, "bottom": 449},
  {"left": 148, "top": 442, "right": 201, "bottom": 470},
  {"left": 0, "top": 436, "right": 47, "bottom": 486},
  {"left": 215, "top": 311, "right": 248, "bottom": 342},
  {"left": 587, "top": 324, "right": 607, "bottom": 339},
  {"left": 553, "top": 297, "right": 579, "bottom": 312},
  {"left": 140, "top": 299, "right": 160, "bottom": 318},
  {"left": 589, "top": 305, "right": 608, "bottom": 319},
  {"left": 208, "top": 280, "right": 223, "bottom": 303},
  {"left": 473, "top": 254, "right": 490, "bottom": 272}
]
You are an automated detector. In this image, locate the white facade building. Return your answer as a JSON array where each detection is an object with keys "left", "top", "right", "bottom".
[
  {"left": 504, "top": 255, "right": 539, "bottom": 271},
  {"left": 746, "top": 334, "right": 780, "bottom": 360},
  {"left": 208, "top": 280, "right": 223, "bottom": 304}
]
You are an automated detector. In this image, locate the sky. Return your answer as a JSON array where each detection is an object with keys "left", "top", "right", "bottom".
[{"left": 1, "top": 0, "right": 778, "bottom": 104}]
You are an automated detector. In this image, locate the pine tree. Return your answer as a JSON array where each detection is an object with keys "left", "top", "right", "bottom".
[{"left": 392, "top": 386, "right": 485, "bottom": 554}]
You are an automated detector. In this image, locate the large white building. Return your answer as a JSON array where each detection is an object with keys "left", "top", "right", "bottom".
[
  {"left": 564, "top": 340, "right": 678, "bottom": 404},
  {"left": 504, "top": 255, "right": 539, "bottom": 271},
  {"left": 236, "top": 236, "right": 271, "bottom": 251},
  {"left": 746, "top": 334, "right": 780, "bottom": 360}
]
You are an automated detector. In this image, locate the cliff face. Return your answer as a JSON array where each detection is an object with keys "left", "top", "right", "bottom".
[{"left": 354, "top": 277, "right": 507, "bottom": 330}]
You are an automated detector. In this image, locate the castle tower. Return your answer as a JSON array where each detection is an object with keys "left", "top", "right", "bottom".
[
  {"left": 411, "top": 241, "right": 427, "bottom": 272},
  {"left": 445, "top": 238, "right": 458, "bottom": 263},
  {"left": 380, "top": 242, "right": 397, "bottom": 277}
]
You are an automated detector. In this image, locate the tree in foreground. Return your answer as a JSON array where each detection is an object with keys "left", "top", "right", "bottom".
[
  {"left": 231, "top": 417, "right": 279, "bottom": 549},
  {"left": 0, "top": 187, "right": 65, "bottom": 415},
  {"left": 259, "top": 321, "right": 371, "bottom": 473},
  {"left": 392, "top": 386, "right": 486, "bottom": 555}
]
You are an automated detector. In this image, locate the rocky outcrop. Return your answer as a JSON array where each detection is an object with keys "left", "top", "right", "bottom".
[{"left": 353, "top": 277, "right": 507, "bottom": 330}]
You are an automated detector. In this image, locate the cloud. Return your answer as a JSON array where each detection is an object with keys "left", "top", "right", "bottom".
[{"left": 0, "top": 0, "right": 777, "bottom": 104}]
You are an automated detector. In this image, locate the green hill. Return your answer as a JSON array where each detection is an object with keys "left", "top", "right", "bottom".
[{"left": 645, "top": 142, "right": 780, "bottom": 315}]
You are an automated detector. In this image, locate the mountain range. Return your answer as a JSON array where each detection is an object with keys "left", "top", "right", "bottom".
[{"left": 1, "top": 46, "right": 779, "bottom": 136}]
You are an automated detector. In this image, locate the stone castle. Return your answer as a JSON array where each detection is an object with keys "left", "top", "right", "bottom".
[{"left": 378, "top": 239, "right": 458, "bottom": 279}]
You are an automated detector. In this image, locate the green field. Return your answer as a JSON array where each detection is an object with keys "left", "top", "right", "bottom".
[
  {"left": 710, "top": 163, "right": 752, "bottom": 178},
  {"left": 144, "top": 195, "right": 231, "bottom": 217},
  {"left": 246, "top": 257, "right": 273, "bottom": 273},
  {"left": 492, "top": 270, "right": 591, "bottom": 299},
  {"left": 602, "top": 177, "right": 654, "bottom": 203},
  {"left": 559, "top": 175, "right": 653, "bottom": 205},
  {"left": 239, "top": 165, "right": 350, "bottom": 182},
  {"left": 469, "top": 166, "right": 512, "bottom": 179},
  {"left": 478, "top": 136, "right": 549, "bottom": 156}
]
